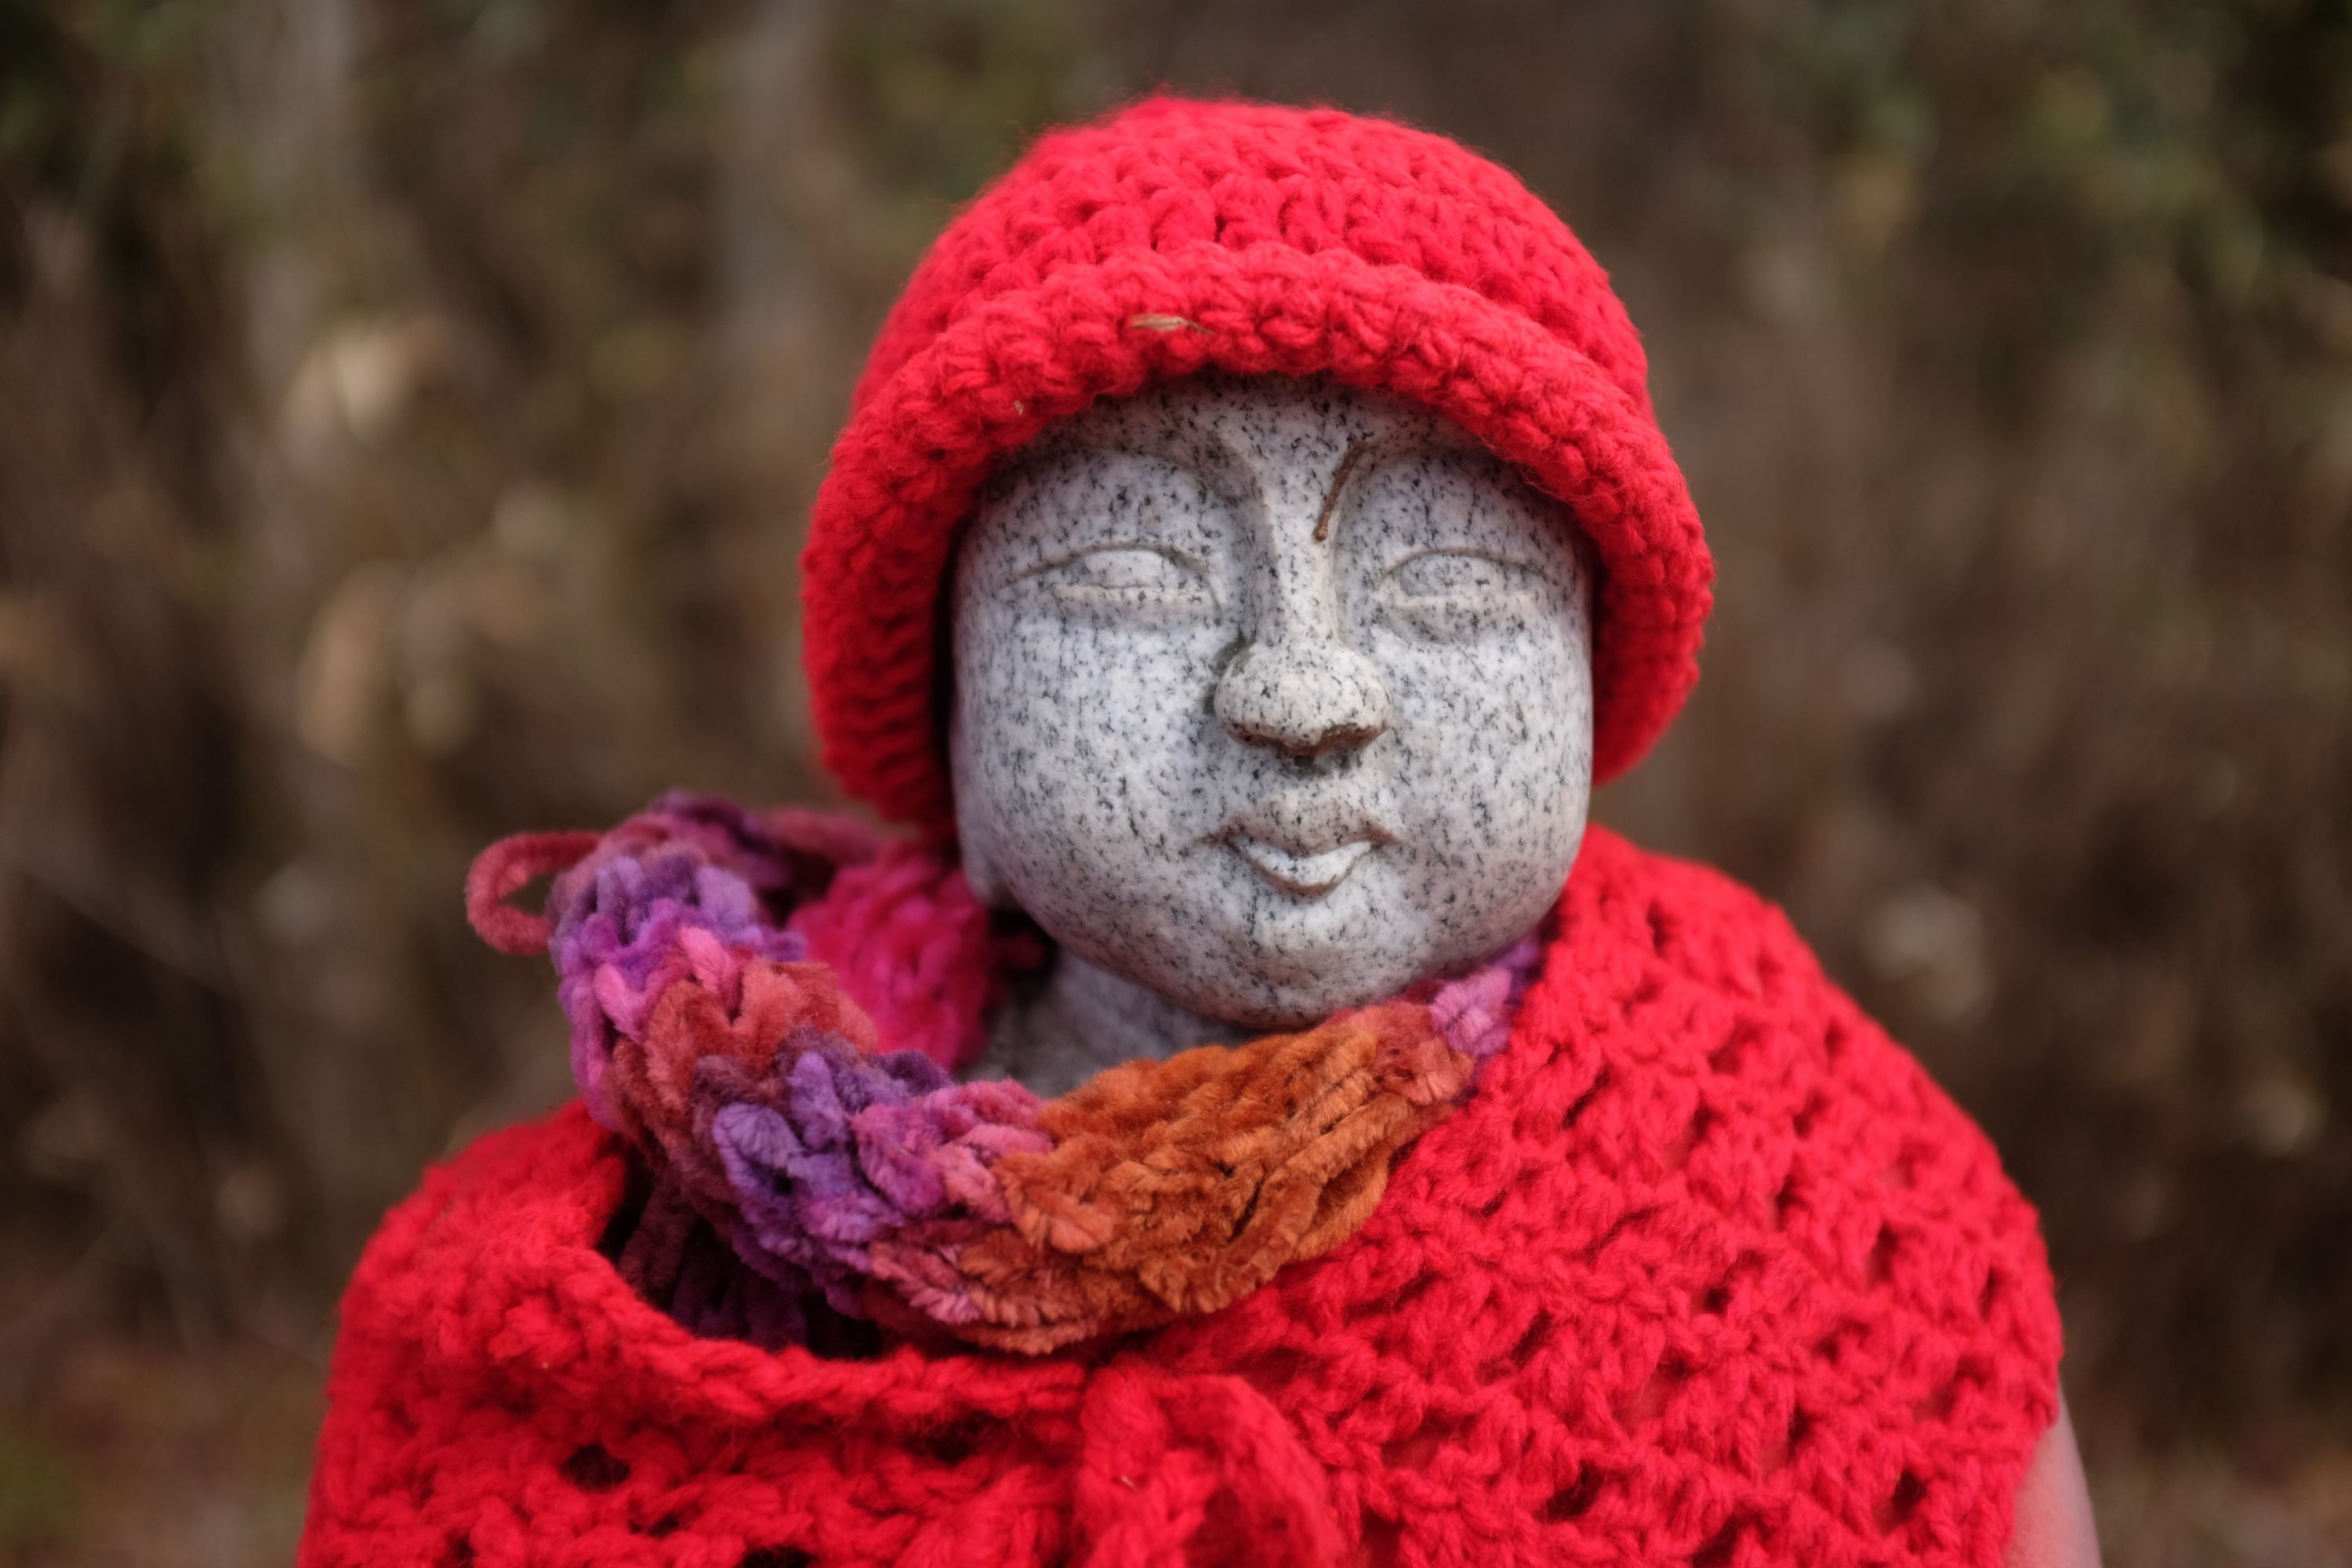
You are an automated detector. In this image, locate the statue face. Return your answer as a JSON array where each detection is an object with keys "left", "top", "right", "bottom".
[{"left": 949, "top": 374, "right": 1593, "bottom": 1030}]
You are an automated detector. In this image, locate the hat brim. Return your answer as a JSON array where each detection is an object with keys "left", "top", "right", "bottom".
[{"left": 803, "top": 238, "right": 1711, "bottom": 834}]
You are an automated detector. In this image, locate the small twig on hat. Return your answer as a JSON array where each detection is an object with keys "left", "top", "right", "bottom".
[{"left": 1127, "top": 313, "right": 1210, "bottom": 334}]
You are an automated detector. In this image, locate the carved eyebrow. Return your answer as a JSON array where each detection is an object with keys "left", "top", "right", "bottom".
[
  {"left": 1311, "top": 426, "right": 1488, "bottom": 544},
  {"left": 1019, "top": 425, "right": 1252, "bottom": 506},
  {"left": 1312, "top": 437, "right": 1371, "bottom": 543}
]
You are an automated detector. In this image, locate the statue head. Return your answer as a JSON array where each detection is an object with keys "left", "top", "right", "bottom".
[
  {"left": 949, "top": 372, "right": 1594, "bottom": 1031},
  {"left": 798, "top": 96, "right": 1712, "bottom": 1074}
]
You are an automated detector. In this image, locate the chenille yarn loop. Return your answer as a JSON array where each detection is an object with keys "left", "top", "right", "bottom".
[
  {"left": 464, "top": 829, "right": 600, "bottom": 955},
  {"left": 494, "top": 792, "right": 1543, "bottom": 1353}
]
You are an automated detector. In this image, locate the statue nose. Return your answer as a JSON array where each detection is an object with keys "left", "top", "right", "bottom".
[{"left": 1214, "top": 637, "right": 1392, "bottom": 757}]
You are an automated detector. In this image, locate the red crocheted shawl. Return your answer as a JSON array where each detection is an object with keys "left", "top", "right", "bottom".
[{"left": 299, "top": 829, "right": 2060, "bottom": 1568}]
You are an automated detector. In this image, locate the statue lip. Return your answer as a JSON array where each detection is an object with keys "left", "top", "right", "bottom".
[
  {"left": 1214, "top": 800, "right": 1393, "bottom": 897},
  {"left": 1222, "top": 834, "right": 1381, "bottom": 898}
]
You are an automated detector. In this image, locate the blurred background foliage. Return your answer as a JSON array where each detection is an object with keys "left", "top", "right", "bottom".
[{"left": 1, "top": 0, "right": 2347, "bottom": 1563}]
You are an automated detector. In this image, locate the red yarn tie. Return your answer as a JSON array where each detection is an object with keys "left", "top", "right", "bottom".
[
  {"left": 1073, "top": 1362, "right": 1343, "bottom": 1568},
  {"left": 464, "top": 830, "right": 601, "bottom": 955}
]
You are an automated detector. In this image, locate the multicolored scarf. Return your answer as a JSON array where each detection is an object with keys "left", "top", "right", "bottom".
[{"left": 466, "top": 793, "right": 1544, "bottom": 1355}]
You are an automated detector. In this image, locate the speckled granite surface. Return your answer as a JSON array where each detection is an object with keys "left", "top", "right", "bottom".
[{"left": 952, "top": 374, "right": 1595, "bottom": 1092}]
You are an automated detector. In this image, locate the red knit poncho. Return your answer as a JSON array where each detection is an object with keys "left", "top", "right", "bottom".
[
  {"left": 299, "top": 828, "right": 2060, "bottom": 1568},
  {"left": 303, "top": 95, "right": 2063, "bottom": 1566}
]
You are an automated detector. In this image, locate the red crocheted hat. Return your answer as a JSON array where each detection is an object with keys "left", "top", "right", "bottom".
[{"left": 803, "top": 96, "right": 1712, "bottom": 832}]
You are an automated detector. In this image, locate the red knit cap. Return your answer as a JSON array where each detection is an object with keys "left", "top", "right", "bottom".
[{"left": 803, "top": 96, "right": 1713, "bottom": 832}]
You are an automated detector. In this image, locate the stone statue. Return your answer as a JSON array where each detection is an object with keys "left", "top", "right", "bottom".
[
  {"left": 955, "top": 372, "right": 1593, "bottom": 1095},
  {"left": 305, "top": 96, "right": 2099, "bottom": 1568}
]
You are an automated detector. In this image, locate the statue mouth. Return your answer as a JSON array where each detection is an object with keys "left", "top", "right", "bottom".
[{"left": 1224, "top": 835, "right": 1379, "bottom": 898}]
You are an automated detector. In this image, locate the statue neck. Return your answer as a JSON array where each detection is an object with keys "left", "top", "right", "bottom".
[{"left": 981, "top": 949, "right": 1243, "bottom": 1098}]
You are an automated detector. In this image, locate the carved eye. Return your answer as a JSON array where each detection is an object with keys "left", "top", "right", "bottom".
[
  {"left": 1376, "top": 550, "right": 1543, "bottom": 640},
  {"left": 1030, "top": 546, "right": 1215, "bottom": 622}
]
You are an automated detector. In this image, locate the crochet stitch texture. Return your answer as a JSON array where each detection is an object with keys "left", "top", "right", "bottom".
[
  {"left": 802, "top": 96, "right": 1713, "bottom": 833},
  {"left": 301, "top": 829, "right": 2060, "bottom": 1568},
  {"left": 462, "top": 793, "right": 1544, "bottom": 1354}
]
